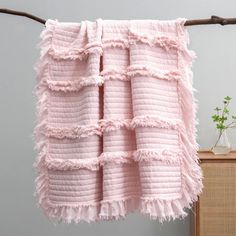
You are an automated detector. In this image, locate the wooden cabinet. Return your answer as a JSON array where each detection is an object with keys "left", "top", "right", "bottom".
[{"left": 191, "top": 151, "right": 236, "bottom": 236}]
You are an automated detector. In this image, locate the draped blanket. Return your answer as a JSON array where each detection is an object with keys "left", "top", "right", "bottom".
[{"left": 33, "top": 18, "right": 203, "bottom": 223}]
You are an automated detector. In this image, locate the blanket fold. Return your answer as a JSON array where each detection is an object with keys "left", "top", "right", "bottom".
[{"left": 33, "top": 17, "right": 203, "bottom": 223}]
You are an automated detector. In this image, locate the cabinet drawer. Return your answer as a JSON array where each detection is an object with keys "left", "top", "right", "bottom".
[{"left": 191, "top": 151, "right": 236, "bottom": 236}]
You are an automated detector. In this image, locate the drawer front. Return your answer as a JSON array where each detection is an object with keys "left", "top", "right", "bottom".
[{"left": 198, "top": 162, "right": 236, "bottom": 236}]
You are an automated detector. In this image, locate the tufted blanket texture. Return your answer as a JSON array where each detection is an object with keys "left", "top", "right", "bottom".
[{"left": 33, "top": 18, "right": 203, "bottom": 223}]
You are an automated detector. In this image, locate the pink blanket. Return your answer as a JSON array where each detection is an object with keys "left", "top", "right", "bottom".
[{"left": 33, "top": 18, "right": 203, "bottom": 223}]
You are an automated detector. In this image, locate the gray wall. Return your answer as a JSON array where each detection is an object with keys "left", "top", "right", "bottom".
[{"left": 0, "top": 1, "right": 235, "bottom": 236}]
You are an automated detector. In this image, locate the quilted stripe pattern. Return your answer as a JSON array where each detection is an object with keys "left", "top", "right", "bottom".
[{"left": 33, "top": 18, "right": 203, "bottom": 223}]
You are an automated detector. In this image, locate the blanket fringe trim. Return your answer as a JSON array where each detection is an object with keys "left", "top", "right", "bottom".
[
  {"left": 99, "top": 151, "right": 134, "bottom": 165},
  {"left": 133, "top": 149, "right": 182, "bottom": 164},
  {"left": 127, "top": 65, "right": 182, "bottom": 81},
  {"left": 38, "top": 116, "right": 184, "bottom": 139},
  {"left": 46, "top": 75, "right": 104, "bottom": 92},
  {"left": 44, "top": 66, "right": 182, "bottom": 92},
  {"left": 44, "top": 157, "right": 99, "bottom": 171},
  {"left": 131, "top": 115, "right": 183, "bottom": 130},
  {"left": 99, "top": 118, "right": 133, "bottom": 132},
  {"left": 102, "top": 38, "right": 129, "bottom": 49},
  {"left": 129, "top": 30, "right": 180, "bottom": 51},
  {"left": 44, "top": 124, "right": 102, "bottom": 139},
  {"left": 49, "top": 42, "right": 103, "bottom": 60},
  {"left": 99, "top": 197, "right": 139, "bottom": 220}
]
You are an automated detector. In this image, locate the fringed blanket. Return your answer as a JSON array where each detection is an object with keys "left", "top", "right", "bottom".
[{"left": 33, "top": 18, "right": 203, "bottom": 223}]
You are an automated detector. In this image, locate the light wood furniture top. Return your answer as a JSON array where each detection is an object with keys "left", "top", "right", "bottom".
[{"left": 198, "top": 149, "right": 236, "bottom": 160}]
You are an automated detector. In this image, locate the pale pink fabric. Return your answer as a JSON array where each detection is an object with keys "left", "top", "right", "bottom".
[{"left": 33, "top": 18, "right": 203, "bottom": 223}]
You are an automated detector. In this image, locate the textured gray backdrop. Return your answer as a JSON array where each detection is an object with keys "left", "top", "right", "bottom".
[{"left": 0, "top": 0, "right": 235, "bottom": 235}]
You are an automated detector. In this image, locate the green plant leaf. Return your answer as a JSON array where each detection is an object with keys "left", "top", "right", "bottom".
[
  {"left": 216, "top": 123, "right": 226, "bottom": 130},
  {"left": 223, "top": 108, "right": 229, "bottom": 114},
  {"left": 214, "top": 107, "right": 221, "bottom": 111},
  {"left": 224, "top": 96, "right": 232, "bottom": 101},
  {"left": 222, "top": 116, "right": 227, "bottom": 121},
  {"left": 211, "top": 114, "right": 219, "bottom": 122}
]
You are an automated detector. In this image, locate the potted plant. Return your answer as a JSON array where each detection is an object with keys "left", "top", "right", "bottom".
[{"left": 211, "top": 96, "right": 236, "bottom": 155}]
